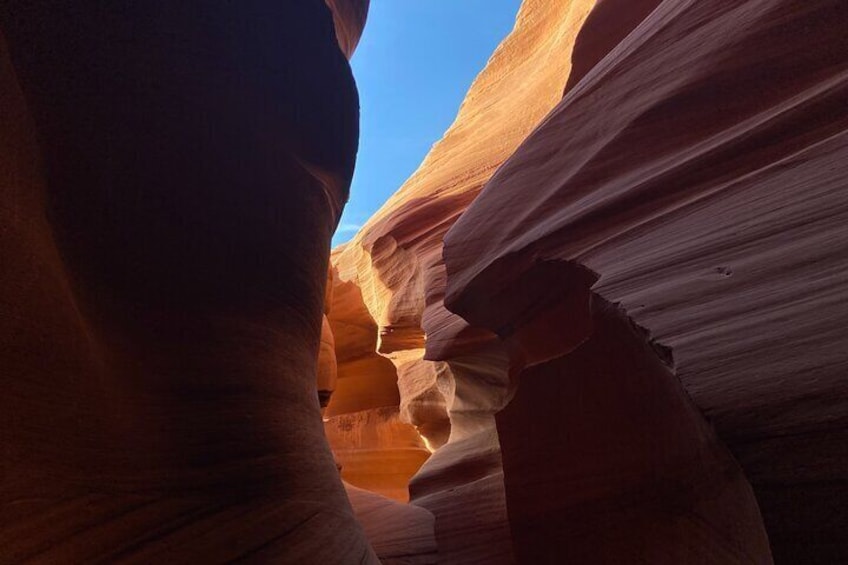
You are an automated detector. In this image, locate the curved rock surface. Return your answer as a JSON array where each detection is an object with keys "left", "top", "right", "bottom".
[
  {"left": 326, "top": 0, "right": 846, "bottom": 562},
  {"left": 318, "top": 315, "right": 339, "bottom": 410},
  {"left": 443, "top": 0, "right": 848, "bottom": 563},
  {"left": 327, "top": 252, "right": 402, "bottom": 417},
  {"left": 346, "top": 482, "right": 438, "bottom": 564},
  {"left": 325, "top": 407, "right": 431, "bottom": 502},
  {"left": 0, "top": 2, "right": 380, "bottom": 562},
  {"left": 325, "top": 0, "right": 370, "bottom": 59},
  {"left": 5, "top": 0, "right": 844, "bottom": 562},
  {"left": 330, "top": 2, "right": 603, "bottom": 559},
  {"left": 336, "top": 0, "right": 600, "bottom": 360},
  {"left": 323, "top": 251, "right": 432, "bottom": 503}
]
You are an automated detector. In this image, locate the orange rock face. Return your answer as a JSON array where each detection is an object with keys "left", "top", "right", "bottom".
[
  {"left": 4, "top": 0, "right": 845, "bottom": 562},
  {"left": 325, "top": 407, "right": 431, "bottom": 502},
  {"left": 322, "top": 248, "right": 433, "bottom": 504},
  {"left": 331, "top": 0, "right": 847, "bottom": 563},
  {"left": 318, "top": 315, "right": 339, "bottom": 409},
  {"left": 326, "top": 250, "right": 403, "bottom": 417},
  {"left": 330, "top": 1, "right": 607, "bottom": 560},
  {"left": 441, "top": 0, "right": 848, "bottom": 563}
]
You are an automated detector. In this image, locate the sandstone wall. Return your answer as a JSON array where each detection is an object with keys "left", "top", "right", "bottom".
[
  {"left": 443, "top": 0, "right": 848, "bottom": 563},
  {"left": 332, "top": 0, "right": 847, "bottom": 563},
  {"left": 330, "top": 1, "right": 606, "bottom": 560},
  {"left": 0, "top": 2, "right": 382, "bottom": 562}
]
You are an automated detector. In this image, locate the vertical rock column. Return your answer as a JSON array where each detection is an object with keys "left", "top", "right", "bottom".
[{"left": 1, "top": 2, "right": 377, "bottom": 562}]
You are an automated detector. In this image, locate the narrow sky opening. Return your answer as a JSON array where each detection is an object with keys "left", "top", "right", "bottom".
[{"left": 332, "top": 0, "right": 523, "bottom": 247}]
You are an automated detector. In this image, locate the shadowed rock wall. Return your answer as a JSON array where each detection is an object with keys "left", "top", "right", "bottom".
[
  {"left": 0, "top": 1, "right": 382, "bottom": 562},
  {"left": 331, "top": 0, "right": 846, "bottom": 563},
  {"left": 443, "top": 0, "right": 848, "bottom": 563}
]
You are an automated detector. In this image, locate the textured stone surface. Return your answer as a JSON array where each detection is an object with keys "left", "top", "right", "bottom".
[
  {"left": 443, "top": 0, "right": 848, "bottom": 562},
  {"left": 495, "top": 299, "right": 771, "bottom": 563},
  {"left": 5, "top": 0, "right": 845, "bottom": 562},
  {"left": 326, "top": 252, "right": 402, "bottom": 417},
  {"left": 346, "top": 482, "right": 438, "bottom": 564},
  {"left": 0, "top": 2, "right": 378, "bottom": 562},
  {"left": 324, "top": 251, "right": 430, "bottom": 503},
  {"left": 336, "top": 0, "right": 601, "bottom": 362},
  {"left": 330, "top": 2, "right": 602, "bottom": 560},
  {"left": 327, "top": 0, "right": 845, "bottom": 562},
  {"left": 325, "top": 0, "right": 370, "bottom": 59},
  {"left": 325, "top": 407, "right": 431, "bottom": 502},
  {"left": 318, "top": 315, "right": 338, "bottom": 409}
]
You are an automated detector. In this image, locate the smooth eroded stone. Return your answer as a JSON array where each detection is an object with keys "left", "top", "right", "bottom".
[
  {"left": 443, "top": 0, "right": 848, "bottom": 562},
  {"left": 1, "top": 1, "right": 377, "bottom": 561}
]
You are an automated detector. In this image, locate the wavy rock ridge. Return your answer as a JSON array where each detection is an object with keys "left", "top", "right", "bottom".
[
  {"left": 332, "top": 0, "right": 848, "bottom": 563},
  {"left": 331, "top": 1, "right": 607, "bottom": 560},
  {"left": 2, "top": 0, "right": 845, "bottom": 562}
]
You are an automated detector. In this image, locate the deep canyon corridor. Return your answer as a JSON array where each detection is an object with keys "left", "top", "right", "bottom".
[{"left": 2, "top": 1, "right": 847, "bottom": 563}]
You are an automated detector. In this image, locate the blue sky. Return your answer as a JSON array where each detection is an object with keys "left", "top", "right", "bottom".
[{"left": 332, "top": 0, "right": 523, "bottom": 247}]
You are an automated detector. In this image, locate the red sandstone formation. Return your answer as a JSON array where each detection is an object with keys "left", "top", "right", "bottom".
[
  {"left": 3, "top": 0, "right": 846, "bottom": 562},
  {"left": 328, "top": 0, "right": 847, "bottom": 563},
  {"left": 326, "top": 253, "right": 403, "bottom": 417},
  {"left": 322, "top": 268, "right": 437, "bottom": 551},
  {"left": 441, "top": 1, "right": 847, "bottom": 563},
  {"left": 325, "top": 0, "right": 370, "bottom": 59},
  {"left": 346, "top": 483, "right": 437, "bottom": 564},
  {"left": 323, "top": 252, "right": 433, "bottom": 505},
  {"left": 0, "top": 2, "right": 387, "bottom": 562},
  {"left": 330, "top": 1, "right": 604, "bottom": 559},
  {"left": 326, "top": 408, "right": 431, "bottom": 503},
  {"left": 318, "top": 315, "right": 339, "bottom": 411}
]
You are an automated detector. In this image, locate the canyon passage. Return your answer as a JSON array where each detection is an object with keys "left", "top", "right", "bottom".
[{"left": 2, "top": 1, "right": 847, "bottom": 563}]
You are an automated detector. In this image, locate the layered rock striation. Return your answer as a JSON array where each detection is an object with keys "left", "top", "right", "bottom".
[
  {"left": 0, "top": 2, "right": 393, "bottom": 562},
  {"left": 330, "top": 1, "right": 606, "bottom": 560},
  {"left": 3, "top": 0, "right": 845, "bottom": 562},
  {"left": 332, "top": 0, "right": 847, "bottom": 563},
  {"left": 441, "top": 0, "right": 848, "bottom": 563}
]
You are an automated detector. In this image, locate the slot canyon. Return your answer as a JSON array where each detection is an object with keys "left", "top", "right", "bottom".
[{"left": 1, "top": 0, "right": 846, "bottom": 563}]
